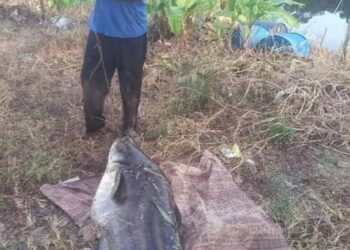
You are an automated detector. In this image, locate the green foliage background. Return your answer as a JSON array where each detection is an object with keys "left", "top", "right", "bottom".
[
  {"left": 46, "top": 0, "right": 303, "bottom": 39},
  {"left": 46, "top": 0, "right": 87, "bottom": 9},
  {"left": 147, "top": 0, "right": 303, "bottom": 37}
]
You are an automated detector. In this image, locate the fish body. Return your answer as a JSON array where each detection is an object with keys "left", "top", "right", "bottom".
[{"left": 91, "top": 137, "right": 182, "bottom": 250}]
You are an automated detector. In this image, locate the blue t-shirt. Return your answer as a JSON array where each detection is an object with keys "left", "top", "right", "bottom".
[{"left": 88, "top": 0, "right": 147, "bottom": 38}]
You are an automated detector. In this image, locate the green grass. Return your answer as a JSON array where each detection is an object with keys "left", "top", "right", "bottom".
[
  {"left": 168, "top": 71, "right": 216, "bottom": 115},
  {"left": 173, "top": 59, "right": 194, "bottom": 76},
  {"left": 2, "top": 135, "right": 23, "bottom": 155},
  {"left": 46, "top": 0, "right": 92, "bottom": 9},
  {"left": 266, "top": 171, "right": 296, "bottom": 224},
  {"left": 0, "top": 246, "right": 19, "bottom": 250},
  {"left": 0, "top": 194, "right": 8, "bottom": 210},
  {"left": 314, "top": 146, "right": 343, "bottom": 167},
  {"left": 25, "top": 150, "right": 72, "bottom": 183},
  {"left": 268, "top": 119, "right": 296, "bottom": 144},
  {"left": 145, "top": 123, "right": 168, "bottom": 141}
]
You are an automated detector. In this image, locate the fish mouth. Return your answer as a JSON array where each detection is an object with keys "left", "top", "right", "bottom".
[
  {"left": 111, "top": 159, "right": 131, "bottom": 167},
  {"left": 109, "top": 136, "right": 150, "bottom": 166},
  {"left": 115, "top": 136, "right": 136, "bottom": 145},
  {"left": 109, "top": 137, "right": 136, "bottom": 156}
]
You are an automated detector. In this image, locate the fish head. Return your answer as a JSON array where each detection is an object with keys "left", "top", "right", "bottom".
[{"left": 107, "top": 136, "right": 151, "bottom": 170}]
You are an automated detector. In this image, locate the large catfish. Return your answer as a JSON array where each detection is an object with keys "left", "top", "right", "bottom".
[{"left": 91, "top": 137, "right": 182, "bottom": 250}]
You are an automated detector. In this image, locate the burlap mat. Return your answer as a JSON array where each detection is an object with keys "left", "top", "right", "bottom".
[{"left": 40, "top": 151, "right": 289, "bottom": 250}]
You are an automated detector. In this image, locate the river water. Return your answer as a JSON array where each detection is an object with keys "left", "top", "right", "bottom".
[{"left": 291, "top": 0, "right": 349, "bottom": 51}]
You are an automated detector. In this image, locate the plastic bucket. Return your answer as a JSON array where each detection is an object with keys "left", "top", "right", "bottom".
[
  {"left": 231, "top": 23, "right": 270, "bottom": 49},
  {"left": 253, "top": 21, "right": 288, "bottom": 34},
  {"left": 248, "top": 24, "right": 270, "bottom": 48},
  {"left": 256, "top": 32, "right": 311, "bottom": 57},
  {"left": 231, "top": 21, "right": 288, "bottom": 49}
]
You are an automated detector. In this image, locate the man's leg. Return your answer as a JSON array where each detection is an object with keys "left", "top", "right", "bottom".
[
  {"left": 81, "top": 31, "right": 116, "bottom": 133},
  {"left": 117, "top": 33, "right": 147, "bottom": 137}
]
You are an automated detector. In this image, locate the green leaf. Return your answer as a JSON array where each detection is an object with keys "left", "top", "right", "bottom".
[
  {"left": 272, "top": 0, "right": 304, "bottom": 7},
  {"left": 227, "top": 0, "right": 236, "bottom": 12},
  {"left": 176, "top": 0, "right": 199, "bottom": 9},
  {"left": 166, "top": 7, "right": 185, "bottom": 34},
  {"left": 268, "top": 9, "right": 299, "bottom": 27},
  {"left": 237, "top": 14, "right": 248, "bottom": 23}
]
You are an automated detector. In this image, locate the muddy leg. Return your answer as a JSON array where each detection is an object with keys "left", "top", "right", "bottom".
[
  {"left": 117, "top": 33, "right": 147, "bottom": 136},
  {"left": 81, "top": 31, "right": 116, "bottom": 133}
]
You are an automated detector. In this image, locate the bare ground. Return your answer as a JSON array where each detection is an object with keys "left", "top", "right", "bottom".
[{"left": 1, "top": 4, "right": 350, "bottom": 250}]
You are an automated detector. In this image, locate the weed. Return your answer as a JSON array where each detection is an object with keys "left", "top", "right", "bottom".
[
  {"left": 266, "top": 172, "right": 296, "bottom": 224},
  {"left": 168, "top": 71, "right": 215, "bottom": 115},
  {"left": 46, "top": 0, "right": 91, "bottom": 10},
  {"left": 168, "top": 98, "right": 187, "bottom": 116},
  {"left": 268, "top": 119, "right": 296, "bottom": 144},
  {"left": 0, "top": 246, "right": 19, "bottom": 250},
  {"left": 145, "top": 123, "right": 168, "bottom": 141},
  {"left": 313, "top": 146, "right": 342, "bottom": 167},
  {"left": 2, "top": 135, "right": 22, "bottom": 156},
  {"left": 174, "top": 59, "right": 193, "bottom": 76},
  {"left": 25, "top": 150, "right": 72, "bottom": 183},
  {"left": 268, "top": 192, "right": 295, "bottom": 224},
  {"left": 0, "top": 195, "right": 8, "bottom": 210}
]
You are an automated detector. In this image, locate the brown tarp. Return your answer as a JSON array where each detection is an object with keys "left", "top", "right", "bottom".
[{"left": 40, "top": 151, "right": 289, "bottom": 250}]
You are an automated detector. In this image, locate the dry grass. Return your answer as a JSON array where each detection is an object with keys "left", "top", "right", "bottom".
[
  {"left": 0, "top": 2, "right": 350, "bottom": 249},
  {"left": 137, "top": 33, "right": 350, "bottom": 249}
]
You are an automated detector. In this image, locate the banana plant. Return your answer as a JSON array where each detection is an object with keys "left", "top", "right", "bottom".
[
  {"left": 166, "top": 0, "right": 203, "bottom": 35},
  {"left": 147, "top": 0, "right": 173, "bottom": 41},
  {"left": 46, "top": 0, "right": 86, "bottom": 10},
  {"left": 147, "top": 0, "right": 169, "bottom": 17},
  {"left": 205, "top": 0, "right": 223, "bottom": 19},
  {"left": 225, "top": 0, "right": 303, "bottom": 39}
]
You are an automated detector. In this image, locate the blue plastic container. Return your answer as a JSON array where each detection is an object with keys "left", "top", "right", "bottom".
[
  {"left": 231, "top": 24, "right": 269, "bottom": 49},
  {"left": 256, "top": 32, "right": 311, "bottom": 57},
  {"left": 253, "top": 21, "right": 288, "bottom": 34},
  {"left": 231, "top": 28, "right": 245, "bottom": 49},
  {"left": 231, "top": 21, "right": 288, "bottom": 49},
  {"left": 247, "top": 24, "right": 270, "bottom": 48}
]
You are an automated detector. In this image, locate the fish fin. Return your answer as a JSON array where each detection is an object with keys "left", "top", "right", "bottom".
[
  {"left": 153, "top": 201, "right": 176, "bottom": 227},
  {"left": 113, "top": 172, "right": 127, "bottom": 204},
  {"left": 174, "top": 204, "right": 182, "bottom": 229},
  {"left": 174, "top": 204, "right": 184, "bottom": 249}
]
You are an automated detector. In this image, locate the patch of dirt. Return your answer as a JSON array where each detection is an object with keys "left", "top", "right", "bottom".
[{"left": 238, "top": 144, "right": 315, "bottom": 193}]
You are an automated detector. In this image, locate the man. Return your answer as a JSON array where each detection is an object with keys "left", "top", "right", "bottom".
[{"left": 80, "top": 0, "right": 147, "bottom": 138}]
